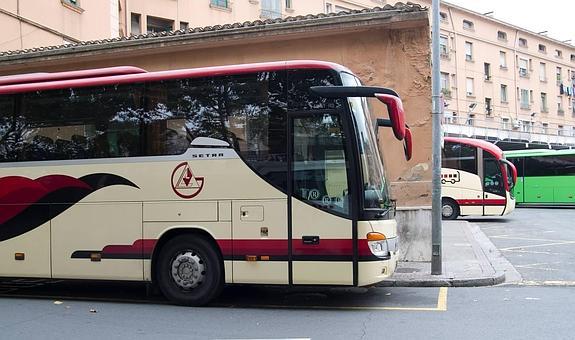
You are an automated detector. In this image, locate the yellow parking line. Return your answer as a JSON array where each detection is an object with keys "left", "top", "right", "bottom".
[{"left": 436, "top": 287, "right": 448, "bottom": 311}]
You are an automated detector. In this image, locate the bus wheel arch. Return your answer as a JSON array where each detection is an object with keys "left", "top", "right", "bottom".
[
  {"left": 441, "top": 197, "right": 460, "bottom": 220},
  {"left": 151, "top": 228, "right": 224, "bottom": 306}
]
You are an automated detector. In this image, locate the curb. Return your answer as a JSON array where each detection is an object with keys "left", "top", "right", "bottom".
[{"left": 376, "top": 270, "right": 506, "bottom": 287}]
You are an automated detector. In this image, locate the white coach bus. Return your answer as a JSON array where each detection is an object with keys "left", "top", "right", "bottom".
[
  {"left": 0, "top": 61, "right": 412, "bottom": 305},
  {"left": 441, "top": 137, "right": 517, "bottom": 219}
]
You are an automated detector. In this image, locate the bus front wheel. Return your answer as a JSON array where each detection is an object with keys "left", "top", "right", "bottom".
[
  {"left": 156, "top": 235, "right": 223, "bottom": 306},
  {"left": 441, "top": 198, "right": 459, "bottom": 220}
]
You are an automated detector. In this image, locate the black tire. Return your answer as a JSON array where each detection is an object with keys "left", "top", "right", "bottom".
[
  {"left": 441, "top": 198, "right": 459, "bottom": 220},
  {"left": 156, "top": 235, "right": 223, "bottom": 306}
]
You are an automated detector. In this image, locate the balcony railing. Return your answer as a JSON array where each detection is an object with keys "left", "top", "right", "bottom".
[{"left": 442, "top": 117, "right": 575, "bottom": 146}]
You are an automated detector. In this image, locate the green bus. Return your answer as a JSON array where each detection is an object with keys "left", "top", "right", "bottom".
[{"left": 504, "top": 149, "right": 575, "bottom": 205}]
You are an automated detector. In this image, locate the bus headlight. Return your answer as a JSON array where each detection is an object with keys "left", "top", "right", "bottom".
[{"left": 367, "top": 232, "right": 396, "bottom": 257}]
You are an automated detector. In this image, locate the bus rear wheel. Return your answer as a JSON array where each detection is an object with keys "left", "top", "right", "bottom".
[
  {"left": 156, "top": 235, "right": 223, "bottom": 306},
  {"left": 442, "top": 198, "right": 459, "bottom": 220}
]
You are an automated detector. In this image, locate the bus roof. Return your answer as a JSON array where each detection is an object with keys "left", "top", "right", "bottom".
[
  {"left": 0, "top": 66, "right": 147, "bottom": 86},
  {"left": 444, "top": 137, "right": 504, "bottom": 159},
  {"left": 0, "top": 60, "right": 351, "bottom": 95},
  {"left": 504, "top": 148, "right": 575, "bottom": 158}
]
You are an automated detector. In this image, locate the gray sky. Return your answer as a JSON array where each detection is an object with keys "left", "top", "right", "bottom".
[{"left": 445, "top": 0, "right": 575, "bottom": 46}]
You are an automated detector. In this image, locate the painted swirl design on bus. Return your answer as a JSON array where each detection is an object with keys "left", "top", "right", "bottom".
[{"left": 0, "top": 173, "right": 138, "bottom": 242}]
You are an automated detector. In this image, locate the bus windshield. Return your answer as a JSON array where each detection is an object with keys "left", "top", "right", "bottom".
[{"left": 341, "top": 73, "right": 391, "bottom": 214}]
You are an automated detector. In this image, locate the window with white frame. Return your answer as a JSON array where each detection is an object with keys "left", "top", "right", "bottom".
[
  {"left": 485, "top": 97, "right": 492, "bottom": 114},
  {"left": 556, "top": 67, "right": 562, "bottom": 84},
  {"left": 440, "top": 35, "right": 449, "bottom": 57},
  {"left": 499, "top": 51, "right": 507, "bottom": 68},
  {"left": 463, "top": 19, "right": 474, "bottom": 30},
  {"left": 500, "top": 84, "right": 508, "bottom": 102},
  {"left": 501, "top": 117, "right": 510, "bottom": 130},
  {"left": 558, "top": 96, "right": 564, "bottom": 113},
  {"left": 520, "top": 89, "right": 529, "bottom": 109},
  {"left": 521, "top": 120, "right": 532, "bottom": 133},
  {"left": 519, "top": 58, "right": 529, "bottom": 77},
  {"left": 466, "top": 78, "right": 474, "bottom": 96},
  {"left": 542, "top": 123, "right": 548, "bottom": 134},
  {"left": 465, "top": 41, "right": 473, "bottom": 61},
  {"left": 440, "top": 72, "right": 450, "bottom": 92},
  {"left": 484, "top": 63, "right": 491, "bottom": 80},
  {"left": 518, "top": 38, "right": 528, "bottom": 48},
  {"left": 558, "top": 125, "right": 564, "bottom": 135},
  {"left": 497, "top": 31, "right": 507, "bottom": 41},
  {"left": 130, "top": 13, "right": 141, "bottom": 35},
  {"left": 539, "top": 62, "right": 547, "bottom": 82}
]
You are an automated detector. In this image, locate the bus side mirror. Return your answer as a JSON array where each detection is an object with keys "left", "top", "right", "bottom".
[
  {"left": 375, "top": 93, "right": 406, "bottom": 140},
  {"left": 403, "top": 127, "right": 413, "bottom": 161},
  {"left": 376, "top": 119, "right": 412, "bottom": 161}
]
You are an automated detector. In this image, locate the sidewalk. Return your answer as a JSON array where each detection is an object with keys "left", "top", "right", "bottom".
[{"left": 379, "top": 220, "right": 521, "bottom": 287}]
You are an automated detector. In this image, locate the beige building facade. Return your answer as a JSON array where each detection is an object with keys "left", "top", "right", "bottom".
[
  {"left": 414, "top": 0, "right": 575, "bottom": 149},
  {"left": 1, "top": 0, "right": 385, "bottom": 52}
]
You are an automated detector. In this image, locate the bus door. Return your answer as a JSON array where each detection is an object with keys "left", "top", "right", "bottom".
[
  {"left": 482, "top": 153, "right": 507, "bottom": 215},
  {"left": 289, "top": 113, "right": 354, "bottom": 285}
]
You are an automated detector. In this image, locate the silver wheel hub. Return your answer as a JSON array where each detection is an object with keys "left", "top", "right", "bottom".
[
  {"left": 171, "top": 251, "right": 205, "bottom": 290},
  {"left": 442, "top": 204, "right": 453, "bottom": 217}
]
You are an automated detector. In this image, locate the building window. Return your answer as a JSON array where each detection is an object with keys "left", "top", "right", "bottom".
[
  {"left": 261, "top": 0, "right": 282, "bottom": 18},
  {"left": 485, "top": 97, "right": 492, "bottom": 114},
  {"left": 557, "top": 67, "right": 562, "bottom": 84},
  {"left": 558, "top": 96, "right": 564, "bottom": 114},
  {"left": 555, "top": 49, "right": 563, "bottom": 58},
  {"left": 500, "top": 84, "right": 508, "bottom": 102},
  {"left": 179, "top": 21, "right": 189, "bottom": 30},
  {"left": 441, "top": 72, "right": 451, "bottom": 97},
  {"left": 130, "top": 13, "right": 141, "bottom": 35},
  {"left": 541, "top": 92, "right": 548, "bottom": 112},
  {"left": 519, "top": 58, "right": 529, "bottom": 77},
  {"left": 325, "top": 3, "right": 332, "bottom": 13},
  {"left": 499, "top": 51, "right": 507, "bottom": 68},
  {"left": 285, "top": 0, "right": 292, "bottom": 9},
  {"left": 538, "top": 44, "right": 547, "bottom": 53},
  {"left": 465, "top": 41, "right": 473, "bottom": 61},
  {"left": 440, "top": 12, "right": 448, "bottom": 22},
  {"left": 146, "top": 16, "right": 174, "bottom": 33},
  {"left": 501, "top": 117, "right": 510, "bottom": 130},
  {"left": 466, "top": 77, "right": 474, "bottom": 96},
  {"left": 211, "top": 0, "right": 229, "bottom": 8},
  {"left": 484, "top": 63, "right": 491, "bottom": 81},
  {"left": 518, "top": 38, "right": 528, "bottom": 48},
  {"left": 539, "top": 62, "right": 547, "bottom": 82},
  {"left": 558, "top": 125, "right": 564, "bottom": 135},
  {"left": 497, "top": 31, "right": 507, "bottom": 41},
  {"left": 462, "top": 19, "right": 474, "bottom": 30},
  {"left": 520, "top": 89, "right": 530, "bottom": 109},
  {"left": 571, "top": 54, "right": 575, "bottom": 63},
  {"left": 440, "top": 35, "right": 449, "bottom": 58},
  {"left": 466, "top": 113, "right": 475, "bottom": 126},
  {"left": 542, "top": 123, "right": 548, "bottom": 134},
  {"left": 521, "top": 120, "right": 532, "bottom": 133}
]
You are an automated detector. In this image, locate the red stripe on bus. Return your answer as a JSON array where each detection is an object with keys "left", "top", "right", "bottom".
[
  {"left": 457, "top": 199, "right": 506, "bottom": 206},
  {"left": 93, "top": 238, "right": 379, "bottom": 258},
  {"left": 0, "top": 61, "right": 347, "bottom": 95}
]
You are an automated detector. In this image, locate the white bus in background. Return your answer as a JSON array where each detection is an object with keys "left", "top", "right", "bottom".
[{"left": 441, "top": 137, "right": 517, "bottom": 219}]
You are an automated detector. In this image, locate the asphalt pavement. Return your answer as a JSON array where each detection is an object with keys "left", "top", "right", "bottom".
[{"left": 1, "top": 208, "right": 575, "bottom": 339}]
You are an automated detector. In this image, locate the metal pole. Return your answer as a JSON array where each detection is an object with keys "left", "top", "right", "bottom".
[{"left": 431, "top": 0, "right": 443, "bottom": 275}]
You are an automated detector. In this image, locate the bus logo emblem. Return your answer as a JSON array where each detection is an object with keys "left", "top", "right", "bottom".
[{"left": 171, "top": 162, "right": 205, "bottom": 199}]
